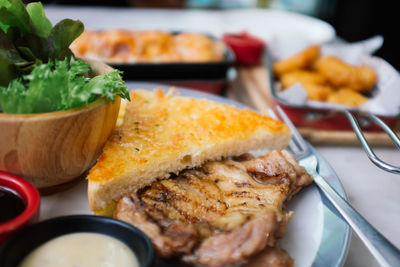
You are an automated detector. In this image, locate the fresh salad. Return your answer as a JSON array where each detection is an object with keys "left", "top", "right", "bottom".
[{"left": 0, "top": 0, "right": 130, "bottom": 114}]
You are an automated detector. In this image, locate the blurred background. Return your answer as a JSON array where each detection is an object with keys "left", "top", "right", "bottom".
[{"left": 34, "top": 0, "right": 399, "bottom": 71}]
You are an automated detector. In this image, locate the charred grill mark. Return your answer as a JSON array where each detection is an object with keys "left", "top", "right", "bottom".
[
  {"left": 142, "top": 182, "right": 187, "bottom": 203},
  {"left": 227, "top": 191, "right": 251, "bottom": 198},
  {"left": 234, "top": 182, "right": 250, "bottom": 188},
  {"left": 171, "top": 199, "right": 226, "bottom": 224},
  {"left": 191, "top": 176, "right": 228, "bottom": 201},
  {"left": 141, "top": 183, "right": 185, "bottom": 212},
  {"left": 155, "top": 192, "right": 168, "bottom": 203},
  {"left": 234, "top": 191, "right": 247, "bottom": 195},
  {"left": 144, "top": 195, "right": 199, "bottom": 223},
  {"left": 187, "top": 176, "right": 223, "bottom": 200},
  {"left": 170, "top": 200, "right": 220, "bottom": 222},
  {"left": 174, "top": 209, "right": 201, "bottom": 224},
  {"left": 142, "top": 180, "right": 226, "bottom": 224}
]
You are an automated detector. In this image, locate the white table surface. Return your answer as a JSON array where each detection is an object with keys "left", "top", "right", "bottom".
[
  {"left": 318, "top": 147, "right": 400, "bottom": 267},
  {"left": 40, "top": 6, "right": 400, "bottom": 267}
]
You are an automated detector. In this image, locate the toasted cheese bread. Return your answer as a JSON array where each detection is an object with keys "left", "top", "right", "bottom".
[{"left": 87, "top": 89, "right": 291, "bottom": 215}]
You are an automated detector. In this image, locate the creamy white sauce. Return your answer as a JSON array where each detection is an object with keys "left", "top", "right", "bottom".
[{"left": 19, "top": 232, "right": 139, "bottom": 267}]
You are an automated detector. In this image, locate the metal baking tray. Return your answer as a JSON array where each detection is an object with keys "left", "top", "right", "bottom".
[
  {"left": 103, "top": 32, "right": 235, "bottom": 81},
  {"left": 113, "top": 56, "right": 234, "bottom": 80},
  {"left": 148, "top": 76, "right": 233, "bottom": 95}
]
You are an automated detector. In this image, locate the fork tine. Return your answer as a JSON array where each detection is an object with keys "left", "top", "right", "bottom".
[
  {"left": 276, "top": 105, "right": 309, "bottom": 153},
  {"left": 287, "top": 139, "right": 301, "bottom": 154}
]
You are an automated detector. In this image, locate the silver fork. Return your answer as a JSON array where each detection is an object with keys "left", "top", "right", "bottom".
[{"left": 276, "top": 105, "right": 400, "bottom": 267}]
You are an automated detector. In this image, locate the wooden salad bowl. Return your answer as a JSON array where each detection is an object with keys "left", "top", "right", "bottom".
[{"left": 0, "top": 60, "right": 121, "bottom": 193}]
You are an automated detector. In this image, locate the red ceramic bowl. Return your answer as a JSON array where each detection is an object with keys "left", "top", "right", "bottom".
[
  {"left": 223, "top": 32, "right": 265, "bottom": 65},
  {"left": 0, "top": 171, "right": 40, "bottom": 243}
]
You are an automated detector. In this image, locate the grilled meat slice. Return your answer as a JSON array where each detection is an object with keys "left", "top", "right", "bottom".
[
  {"left": 245, "top": 247, "right": 294, "bottom": 267},
  {"left": 116, "top": 195, "right": 199, "bottom": 258},
  {"left": 242, "top": 150, "right": 312, "bottom": 198},
  {"left": 183, "top": 212, "right": 278, "bottom": 266},
  {"left": 115, "top": 150, "right": 312, "bottom": 266},
  {"left": 138, "top": 150, "right": 311, "bottom": 231}
]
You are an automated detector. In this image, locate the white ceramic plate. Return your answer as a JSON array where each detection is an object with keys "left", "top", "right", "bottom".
[{"left": 40, "top": 83, "right": 350, "bottom": 267}]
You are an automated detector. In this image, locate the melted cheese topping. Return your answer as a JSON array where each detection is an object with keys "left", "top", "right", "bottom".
[{"left": 88, "top": 89, "right": 289, "bottom": 183}]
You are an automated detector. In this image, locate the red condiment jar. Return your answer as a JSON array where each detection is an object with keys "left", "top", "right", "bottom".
[
  {"left": 223, "top": 32, "right": 265, "bottom": 65},
  {"left": 0, "top": 171, "right": 40, "bottom": 243}
]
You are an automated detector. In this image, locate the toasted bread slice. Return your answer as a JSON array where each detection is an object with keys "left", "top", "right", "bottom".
[{"left": 87, "top": 89, "right": 291, "bottom": 215}]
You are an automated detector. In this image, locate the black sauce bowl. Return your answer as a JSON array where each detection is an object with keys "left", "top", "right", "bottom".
[{"left": 0, "top": 215, "right": 154, "bottom": 267}]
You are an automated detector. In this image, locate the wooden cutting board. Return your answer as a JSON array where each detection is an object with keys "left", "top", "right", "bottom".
[{"left": 226, "top": 65, "right": 400, "bottom": 147}]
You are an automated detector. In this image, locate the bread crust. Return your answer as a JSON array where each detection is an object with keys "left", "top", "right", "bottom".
[{"left": 87, "top": 89, "right": 291, "bottom": 214}]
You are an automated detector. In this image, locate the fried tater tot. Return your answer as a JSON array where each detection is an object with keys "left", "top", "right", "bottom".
[
  {"left": 280, "top": 70, "right": 327, "bottom": 89},
  {"left": 301, "top": 83, "right": 335, "bottom": 101},
  {"left": 315, "top": 56, "right": 377, "bottom": 92},
  {"left": 273, "top": 45, "right": 320, "bottom": 77},
  {"left": 327, "top": 88, "right": 368, "bottom": 107}
]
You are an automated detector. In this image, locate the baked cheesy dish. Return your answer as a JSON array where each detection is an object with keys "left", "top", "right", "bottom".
[
  {"left": 87, "top": 89, "right": 313, "bottom": 266},
  {"left": 71, "top": 30, "right": 226, "bottom": 63}
]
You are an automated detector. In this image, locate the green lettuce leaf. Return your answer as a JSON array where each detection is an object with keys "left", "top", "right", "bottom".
[
  {"left": 26, "top": 2, "right": 52, "bottom": 38},
  {"left": 0, "top": 0, "right": 84, "bottom": 87},
  {"left": 0, "top": 54, "right": 19, "bottom": 87},
  {"left": 0, "top": 58, "right": 129, "bottom": 114},
  {"left": 48, "top": 19, "right": 84, "bottom": 60},
  {"left": 0, "top": 0, "right": 31, "bottom": 36},
  {"left": 0, "top": 28, "right": 32, "bottom": 86},
  {"left": 0, "top": 0, "right": 126, "bottom": 114}
]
